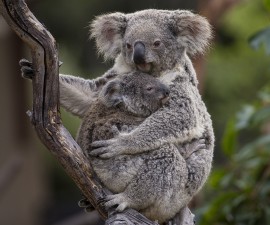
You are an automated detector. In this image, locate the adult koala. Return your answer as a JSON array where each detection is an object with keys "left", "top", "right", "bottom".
[{"left": 86, "top": 10, "right": 214, "bottom": 222}]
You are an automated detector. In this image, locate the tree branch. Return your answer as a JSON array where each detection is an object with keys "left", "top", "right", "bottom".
[
  {"left": 0, "top": 0, "right": 111, "bottom": 220},
  {"left": 0, "top": 1, "right": 195, "bottom": 224}
]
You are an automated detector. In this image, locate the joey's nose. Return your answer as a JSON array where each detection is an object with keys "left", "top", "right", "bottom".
[
  {"left": 133, "top": 41, "right": 145, "bottom": 65},
  {"left": 163, "top": 86, "right": 170, "bottom": 97}
]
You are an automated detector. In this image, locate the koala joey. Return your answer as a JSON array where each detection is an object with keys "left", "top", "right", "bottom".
[
  {"left": 77, "top": 71, "right": 171, "bottom": 152},
  {"left": 20, "top": 8, "right": 214, "bottom": 223},
  {"left": 77, "top": 71, "right": 206, "bottom": 223}
]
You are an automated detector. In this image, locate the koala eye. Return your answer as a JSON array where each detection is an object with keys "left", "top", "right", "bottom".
[
  {"left": 146, "top": 86, "right": 153, "bottom": 91},
  {"left": 126, "top": 43, "right": 132, "bottom": 50},
  {"left": 153, "top": 40, "right": 161, "bottom": 47}
]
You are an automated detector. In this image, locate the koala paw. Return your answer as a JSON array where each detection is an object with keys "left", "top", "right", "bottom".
[
  {"left": 105, "top": 193, "right": 130, "bottom": 212},
  {"left": 89, "top": 138, "right": 124, "bottom": 158},
  {"left": 78, "top": 195, "right": 95, "bottom": 212},
  {"left": 19, "top": 59, "right": 34, "bottom": 79},
  {"left": 194, "top": 138, "right": 206, "bottom": 151},
  {"left": 19, "top": 58, "right": 63, "bottom": 80},
  {"left": 90, "top": 132, "right": 130, "bottom": 158}
]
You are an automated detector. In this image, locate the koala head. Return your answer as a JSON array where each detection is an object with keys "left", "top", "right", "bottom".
[
  {"left": 98, "top": 72, "right": 170, "bottom": 117},
  {"left": 90, "top": 9, "right": 212, "bottom": 75}
]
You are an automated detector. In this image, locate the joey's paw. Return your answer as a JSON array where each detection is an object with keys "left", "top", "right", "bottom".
[
  {"left": 107, "top": 125, "right": 130, "bottom": 137},
  {"left": 111, "top": 125, "right": 121, "bottom": 137},
  {"left": 105, "top": 194, "right": 129, "bottom": 212},
  {"left": 196, "top": 138, "right": 206, "bottom": 151},
  {"left": 186, "top": 138, "right": 206, "bottom": 153},
  {"left": 120, "top": 125, "right": 130, "bottom": 133}
]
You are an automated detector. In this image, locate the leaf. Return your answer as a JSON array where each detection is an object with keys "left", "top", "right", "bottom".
[
  {"left": 249, "top": 27, "right": 270, "bottom": 55},
  {"left": 250, "top": 106, "right": 270, "bottom": 125},
  {"left": 209, "top": 169, "right": 227, "bottom": 188},
  {"left": 235, "top": 105, "right": 255, "bottom": 130},
  {"left": 235, "top": 134, "right": 270, "bottom": 161},
  {"left": 222, "top": 118, "right": 237, "bottom": 158},
  {"left": 258, "top": 87, "right": 270, "bottom": 103}
]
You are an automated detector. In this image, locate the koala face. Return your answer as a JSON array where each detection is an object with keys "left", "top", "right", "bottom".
[
  {"left": 99, "top": 72, "right": 170, "bottom": 117},
  {"left": 122, "top": 18, "right": 176, "bottom": 75},
  {"left": 91, "top": 9, "right": 211, "bottom": 74}
]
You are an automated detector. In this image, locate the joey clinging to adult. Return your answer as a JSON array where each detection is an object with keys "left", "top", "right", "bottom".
[
  {"left": 77, "top": 72, "right": 206, "bottom": 223},
  {"left": 77, "top": 71, "right": 171, "bottom": 154}
]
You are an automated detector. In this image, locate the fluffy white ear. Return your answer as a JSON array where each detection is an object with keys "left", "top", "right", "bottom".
[
  {"left": 90, "top": 12, "right": 127, "bottom": 60},
  {"left": 169, "top": 10, "right": 212, "bottom": 55}
]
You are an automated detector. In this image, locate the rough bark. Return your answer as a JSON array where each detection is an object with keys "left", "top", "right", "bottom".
[{"left": 0, "top": 1, "right": 195, "bottom": 224}]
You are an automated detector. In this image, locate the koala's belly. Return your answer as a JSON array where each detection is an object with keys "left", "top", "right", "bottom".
[{"left": 91, "top": 155, "right": 144, "bottom": 193}]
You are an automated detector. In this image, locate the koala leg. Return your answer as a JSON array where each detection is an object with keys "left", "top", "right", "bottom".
[{"left": 105, "top": 144, "right": 190, "bottom": 223}]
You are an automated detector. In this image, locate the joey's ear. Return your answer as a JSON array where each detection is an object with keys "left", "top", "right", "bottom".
[
  {"left": 99, "top": 80, "right": 123, "bottom": 107},
  {"left": 169, "top": 10, "right": 212, "bottom": 55},
  {"left": 90, "top": 12, "right": 127, "bottom": 60}
]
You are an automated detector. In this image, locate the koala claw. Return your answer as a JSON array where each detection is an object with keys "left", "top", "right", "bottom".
[
  {"left": 111, "top": 125, "right": 121, "bottom": 137},
  {"left": 89, "top": 147, "right": 119, "bottom": 159},
  {"left": 105, "top": 194, "right": 129, "bottom": 212},
  {"left": 78, "top": 196, "right": 95, "bottom": 212},
  {"left": 19, "top": 59, "right": 34, "bottom": 79},
  {"left": 19, "top": 58, "right": 63, "bottom": 80},
  {"left": 197, "top": 138, "right": 206, "bottom": 150}
]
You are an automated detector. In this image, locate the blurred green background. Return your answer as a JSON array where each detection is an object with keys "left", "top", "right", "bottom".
[{"left": 0, "top": 0, "right": 270, "bottom": 224}]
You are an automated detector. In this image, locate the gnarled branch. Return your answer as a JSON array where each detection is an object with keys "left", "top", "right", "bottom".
[{"left": 0, "top": 1, "right": 194, "bottom": 224}]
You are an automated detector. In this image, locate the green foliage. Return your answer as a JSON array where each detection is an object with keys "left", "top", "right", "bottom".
[
  {"left": 199, "top": 85, "right": 270, "bottom": 225},
  {"left": 263, "top": 0, "right": 270, "bottom": 12},
  {"left": 204, "top": 0, "right": 270, "bottom": 153},
  {"left": 199, "top": 2, "right": 270, "bottom": 222},
  {"left": 249, "top": 27, "right": 270, "bottom": 55}
]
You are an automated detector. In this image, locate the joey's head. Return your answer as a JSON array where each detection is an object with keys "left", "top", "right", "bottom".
[
  {"left": 90, "top": 9, "right": 212, "bottom": 75},
  {"left": 99, "top": 72, "right": 170, "bottom": 117}
]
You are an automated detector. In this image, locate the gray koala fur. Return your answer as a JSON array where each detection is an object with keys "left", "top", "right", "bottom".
[
  {"left": 20, "top": 9, "right": 214, "bottom": 224},
  {"left": 77, "top": 72, "right": 205, "bottom": 223}
]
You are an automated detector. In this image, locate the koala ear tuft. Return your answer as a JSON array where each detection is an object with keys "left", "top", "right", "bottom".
[
  {"left": 90, "top": 13, "right": 127, "bottom": 60},
  {"left": 169, "top": 10, "right": 212, "bottom": 56},
  {"left": 99, "top": 80, "right": 123, "bottom": 107}
]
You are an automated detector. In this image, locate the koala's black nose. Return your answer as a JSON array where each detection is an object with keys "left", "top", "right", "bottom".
[
  {"left": 133, "top": 41, "right": 145, "bottom": 64},
  {"left": 163, "top": 87, "right": 170, "bottom": 97}
]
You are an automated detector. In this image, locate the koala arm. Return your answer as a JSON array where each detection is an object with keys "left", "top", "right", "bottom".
[
  {"left": 59, "top": 69, "right": 117, "bottom": 117},
  {"left": 20, "top": 59, "right": 118, "bottom": 118},
  {"left": 90, "top": 81, "right": 204, "bottom": 158}
]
